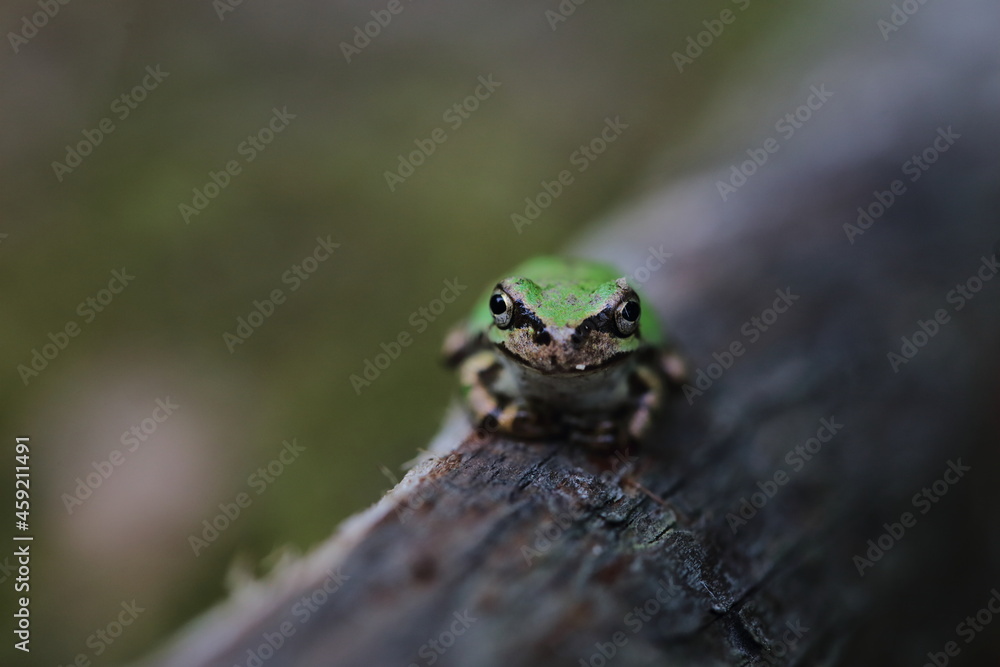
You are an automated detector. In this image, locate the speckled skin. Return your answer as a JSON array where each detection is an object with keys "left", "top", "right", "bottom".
[{"left": 443, "top": 257, "right": 685, "bottom": 447}]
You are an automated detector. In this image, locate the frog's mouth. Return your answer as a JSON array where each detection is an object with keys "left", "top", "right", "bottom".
[
  {"left": 495, "top": 343, "right": 634, "bottom": 410},
  {"left": 495, "top": 342, "right": 631, "bottom": 376}
]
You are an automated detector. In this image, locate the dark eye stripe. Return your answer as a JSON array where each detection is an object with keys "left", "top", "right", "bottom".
[
  {"left": 576, "top": 309, "right": 618, "bottom": 337},
  {"left": 509, "top": 301, "right": 546, "bottom": 333},
  {"left": 501, "top": 295, "right": 641, "bottom": 338}
]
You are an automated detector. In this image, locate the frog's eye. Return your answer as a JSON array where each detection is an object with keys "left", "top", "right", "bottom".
[
  {"left": 489, "top": 289, "right": 514, "bottom": 329},
  {"left": 615, "top": 299, "right": 641, "bottom": 336}
]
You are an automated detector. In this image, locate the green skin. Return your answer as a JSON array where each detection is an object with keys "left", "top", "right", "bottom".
[{"left": 444, "top": 256, "right": 684, "bottom": 447}]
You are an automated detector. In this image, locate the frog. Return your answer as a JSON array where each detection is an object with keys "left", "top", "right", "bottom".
[{"left": 443, "top": 256, "right": 686, "bottom": 449}]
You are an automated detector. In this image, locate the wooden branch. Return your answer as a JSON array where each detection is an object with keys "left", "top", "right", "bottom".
[{"left": 140, "top": 4, "right": 1000, "bottom": 666}]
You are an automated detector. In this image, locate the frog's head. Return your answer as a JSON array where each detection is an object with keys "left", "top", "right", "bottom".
[{"left": 476, "top": 258, "right": 659, "bottom": 375}]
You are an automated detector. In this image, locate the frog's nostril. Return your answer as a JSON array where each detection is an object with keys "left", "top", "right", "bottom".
[{"left": 535, "top": 331, "right": 551, "bottom": 346}]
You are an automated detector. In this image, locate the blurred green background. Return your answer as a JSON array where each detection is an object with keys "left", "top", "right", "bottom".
[{"left": 0, "top": 0, "right": 855, "bottom": 663}]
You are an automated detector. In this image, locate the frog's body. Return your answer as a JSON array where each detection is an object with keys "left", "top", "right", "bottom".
[{"left": 443, "top": 256, "right": 685, "bottom": 447}]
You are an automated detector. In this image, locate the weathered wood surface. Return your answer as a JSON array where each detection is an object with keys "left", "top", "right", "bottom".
[{"left": 142, "top": 2, "right": 1000, "bottom": 665}]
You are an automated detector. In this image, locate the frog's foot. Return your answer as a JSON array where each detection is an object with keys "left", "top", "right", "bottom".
[
  {"left": 626, "top": 363, "right": 665, "bottom": 443},
  {"left": 565, "top": 415, "right": 626, "bottom": 451},
  {"left": 459, "top": 351, "right": 555, "bottom": 440},
  {"left": 459, "top": 351, "right": 504, "bottom": 418},
  {"left": 492, "top": 403, "right": 555, "bottom": 440},
  {"left": 661, "top": 349, "right": 688, "bottom": 387}
]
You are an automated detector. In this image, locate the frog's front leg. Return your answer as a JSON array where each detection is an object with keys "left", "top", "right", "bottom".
[
  {"left": 661, "top": 349, "right": 688, "bottom": 387},
  {"left": 627, "top": 365, "right": 662, "bottom": 443},
  {"left": 458, "top": 351, "right": 553, "bottom": 439},
  {"left": 627, "top": 350, "right": 687, "bottom": 442}
]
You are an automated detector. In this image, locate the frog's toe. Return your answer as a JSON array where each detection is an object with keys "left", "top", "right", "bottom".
[
  {"left": 627, "top": 411, "right": 650, "bottom": 443},
  {"left": 491, "top": 404, "right": 553, "bottom": 440},
  {"left": 661, "top": 350, "right": 688, "bottom": 386}
]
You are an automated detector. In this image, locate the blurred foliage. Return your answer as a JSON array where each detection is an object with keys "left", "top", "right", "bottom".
[{"left": 0, "top": 0, "right": 814, "bottom": 663}]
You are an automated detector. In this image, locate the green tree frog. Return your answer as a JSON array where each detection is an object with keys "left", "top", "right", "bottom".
[{"left": 443, "top": 256, "right": 686, "bottom": 448}]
